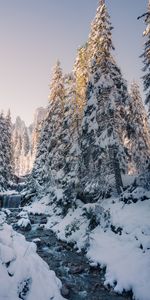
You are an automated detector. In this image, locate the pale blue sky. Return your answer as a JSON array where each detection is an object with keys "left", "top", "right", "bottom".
[{"left": 0, "top": 0, "right": 147, "bottom": 125}]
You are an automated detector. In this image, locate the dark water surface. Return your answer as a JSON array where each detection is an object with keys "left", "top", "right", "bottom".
[{"left": 1, "top": 194, "right": 21, "bottom": 208}]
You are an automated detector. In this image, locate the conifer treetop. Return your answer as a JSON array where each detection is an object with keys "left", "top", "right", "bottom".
[
  {"left": 48, "top": 60, "right": 64, "bottom": 103},
  {"left": 99, "top": 0, "right": 105, "bottom": 6},
  {"left": 140, "top": 0, "right": 150, "bottom": 110},
  {"left": 142, "top": 0, "right": 150, "bottom": 36},
  {"left": 130, "top": 81, "right": 143, "bottom": 107},
  {"left": 88, "top": 0, "right": 115, "bottom": 72},
  {"left": 148, "top": 0, "right": 150, "bottom": 12}
]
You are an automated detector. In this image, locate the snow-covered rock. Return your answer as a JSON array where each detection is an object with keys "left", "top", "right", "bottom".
[
  {"left": 16, "top": 211, "right": 31, "bottom": 231},
  {"left": 17, "top": 217, "right": 31, "bottom": 231},
  {"left": 17, "top": 211, "right": 29, "bottom": 219}
]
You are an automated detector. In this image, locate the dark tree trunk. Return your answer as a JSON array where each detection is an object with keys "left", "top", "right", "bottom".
[{"left": 109, "top": 145, "right": 123, "bottom": 195}]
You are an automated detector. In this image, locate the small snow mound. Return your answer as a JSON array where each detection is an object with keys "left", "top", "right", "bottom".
[
  {"left": 17, "top": 210, "right": 29, "bottom": 219},
  {"left": 1, "top": 208, "right": 11, "bottom": 216},
  {"left": 17, "top": 218, "right": 31, "bottom": 230}
]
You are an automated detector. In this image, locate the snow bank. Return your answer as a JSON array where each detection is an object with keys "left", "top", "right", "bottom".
[
  {"left": 17, "top": 211, "right": 31, "bottom": 230},
  {"left": 87, "top": 227, "right": 150, "bottom": 300},
  {"left": 0, "top": 212, "right": 65, "bottom": 300},
  {"left": 25, "top": 195, "right": 50, "bottom": 215},
  {"left": 17, "top": 217, "right": 31, "bottom": 230},
  {"left": 87, "top": 199, "right": 150, "bottom": 300},
  {"left": 25, "top": 195, "right": 63, "bottom": 228},
  {"left": 52, "top": 206, "right": 89, "bottom": 250}
]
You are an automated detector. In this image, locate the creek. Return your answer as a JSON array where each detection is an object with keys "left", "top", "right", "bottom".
[{"left": 6, "top": 210, "right": 132, "bottom": 300}]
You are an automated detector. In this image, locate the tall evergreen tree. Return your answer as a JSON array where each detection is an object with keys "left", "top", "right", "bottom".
[
  {"left": 22, "top": 128, "right": 30, "bottom": 156},
  {"left": 30, "top": 0, "right": 150, "bottom": 206},
  {"left": 0, "top": 113, "right": 6, "bottom": 190},
  {"left": 0, "top": 111, "right": 13, "bottom": 190},
  {"left": 87, "top": 0, "right": 115, "bottom": 68},
  {"left": 73, "top": 45, "right": 89, "bottom": 124},
  {"left": 79, "top": 0, "right": 130, "bottom": 199},
  {"left": 31, "top": 109, "right": 52, "bottom": 191},
  {"left": 5, "top": 110, "right": 13, "bottom": 182},
  {"left": 58, "top": 73, "right": 79, "bottom": 208},
  {"left": 127, "top": 81, "right": 150, "bottom": 173},
  {"left": 32, "top": 61, "right": 65, "bottom": 193},
  {"left": 47, "top": 61, "right": 65, "bottom": 188},
  {"left": 141, "top": 0, "right": 150, "bottom": 113}
]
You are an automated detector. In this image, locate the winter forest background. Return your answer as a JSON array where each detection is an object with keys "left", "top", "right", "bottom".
[
  {"left": 1, "top": 0, "right": 150, "bottom": 196},
  {"left": 0, "top": 1, "right": 150, "bottom": 300}
]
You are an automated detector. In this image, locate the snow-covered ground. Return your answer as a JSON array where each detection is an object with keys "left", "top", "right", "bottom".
[
  {"left": 87, "top": 199, "right": 150, "bottom": 300},
  {"left": 0, "top": 211, "right": 65, "bottom": 300},
  {"left": 24, "top": 191, "right": 150, "bottom": 300}
]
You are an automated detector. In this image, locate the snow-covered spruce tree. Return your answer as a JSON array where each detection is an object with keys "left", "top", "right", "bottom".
[
  {"left": 62, "top": 67, "right": 98, "bottom": 209},
  {"left": 46, "top": 61, "right": 66, "bottom": 192},
  {"left": 31, "top": 108, "right": 46, "bottom": 163},
  {"left": 141, "top": 0, "right": 150, "bottom": 113},
  {"left": 87, "top": 0, "right": 114, "bottom": 66},
  {"left": 31, "top": 67, "right": 82, "bottom": 209},
  {"left": 4, "top": 110, "right": 14, "bottom": 182},
  {"left": 57, "top": 47, "right": 90, "bottom": 207},
  {"left": 56, "top": 73, "right": 79, "bottom": 210},
  {"left": 61, "top": 70, "right": 97, "bottom": 210},
  {"left": 0, "top": 112, "right": 13, "bottom": 191},
  {"left": 31, "top": 109, "right": 51, "bottom": 193},
  {"left": 73, "top": 45, "right": 89, "bottom": 125},
  {"left": 22, "top": 127, "right": 30, "bottom": 157},
  {"left": 31, "top": 61, "right": 66, "bottom": 196},
  {"left": 0, "top": 113, "right": 6, "bottom": 190},
  {"left": 12, "top": 131, "right": 21, "bottom": 177},
  {"left": 126, "top": 81, "right": 150, "bottom": 173},
  {"left": 47, "top": 67, "right": 83, "bottom": 210},
  {"left": 79, "top": 0, "right": 130, "bottom": 200}
]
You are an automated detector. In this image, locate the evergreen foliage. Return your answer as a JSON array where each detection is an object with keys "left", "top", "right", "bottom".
[
  {"left": 79, "top": 0, "right": 130, "bottom": 198},
  {"left": 141, "top": 0, "right": 150, "bottom": 112},
  {"left": 127, "top": 81, "right": 150, "bottom": 173},
  {"left": 73, "top": 45, "right": 89, "bottom": 124},
  {"left": 29, "top": 0, "right": 150, "bottom": 208},
  {"left": 32, "top": 61, "right": 65, "bottom": 194},
  {"left": 0, "top": 111, "right": 13, "bottom": 191}
]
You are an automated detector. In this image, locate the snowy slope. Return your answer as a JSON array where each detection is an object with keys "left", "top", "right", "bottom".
[{"left": 87, "top": 198, "right": 150, "bottom": 300}]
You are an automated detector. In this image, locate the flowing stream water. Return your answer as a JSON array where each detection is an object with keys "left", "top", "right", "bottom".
[
  {"left": 1, "top": 194, "right": 22, "bottom": 208},
  {"left": 6, "top": 210, "right": 132, "bottom": 300}
]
